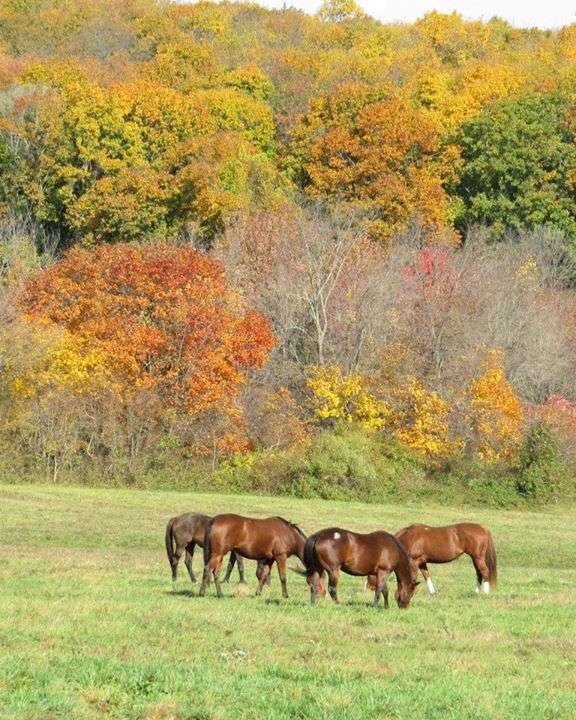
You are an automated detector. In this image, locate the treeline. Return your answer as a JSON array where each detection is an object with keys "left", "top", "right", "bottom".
[{"left": 0, "top": 0, "right": 575, "bottom": 503}]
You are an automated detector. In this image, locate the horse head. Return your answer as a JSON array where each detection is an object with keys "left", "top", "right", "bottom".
[{"left": 395, "top": 577, "right": 420, "bottom": 608}]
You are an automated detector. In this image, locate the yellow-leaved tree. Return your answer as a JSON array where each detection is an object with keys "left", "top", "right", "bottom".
[
  {"left": 389, "top": 377, "right": 455, "bottom": 460},
  {"left": 0, "top": 318, "right": 112, "bottom": 481},
  {"left": 468, "top": 350, "right": 524, "bottom": 463},
  {"left": 307, "top": 365, "right": 389, "bottom": 430}
]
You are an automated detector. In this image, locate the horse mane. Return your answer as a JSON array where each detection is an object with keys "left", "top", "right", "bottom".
[
  {"left": 275, "top": 516, "right": 307, "bottom": 539},
  {"left": 391, "top": 534, "right": 417, "bottom": 583}
]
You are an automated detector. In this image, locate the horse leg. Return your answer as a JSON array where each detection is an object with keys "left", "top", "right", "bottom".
[
  {"left": 472, "top": 555, "right": 491, "bottom": 594},
  {"left": 236, "top": 554, "right": 246, "bottom": 584},
  {"left": 255, "top": 560, "right": 273, "bottom": 596},
  {"left": 309, "top": 571, "right": 322, "bottom": 605},
  {"left": 199, "top": 554, "right": 223, "bottom": 597},
  {"left": 184, "top": 543, "right": 196, "bottom": 583},
  {"left": 382, "top": 573, "right": 390, "bottom": 609},
  {"left": 276, "top": 554, "right": 289, "bottom": 598},
  {"left": 171, "top": 544, "right": 185, "bottom": 587},
  {"left": 212, "top": 556, "right": 224, "bottom": 598},
  {"left": 327, "top": 569, "right": 340, "bottom": 604},
  {"left": 255, "top": 559, "right": 270, "bottom": 586},
  {"left": 223, "top": 552, "right": 236, "bottom": 583},
  {"left": 420, "top": 563, "right": 436, "bottom": 595},
  {"left": 372, "top": 570, "right": 390, "bottom": 609},
  {"left": 365, "top": 574, "right": 377, "bottom": 591},
  {"left": 199, "top": 560, "right": 211, "bottom": 596}
]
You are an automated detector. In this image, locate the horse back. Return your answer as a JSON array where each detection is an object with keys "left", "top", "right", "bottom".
[
  {"left": 314, "top": 528, "right": 402, "bottom": 576},
  {"left": 171, "top": 512, "right": 210, "bottom": 546},
  {"left": 224, "top": 514, "right": 293, "bottom": 539},
  {"left": 209, "top": 514, "right": 299, "bottom": 559},
  {"left": 452, "top": 523, "right": 491, "bottom": 553},
  {"left": 397, "top": 522, "right": 488, "bottom": 561}
]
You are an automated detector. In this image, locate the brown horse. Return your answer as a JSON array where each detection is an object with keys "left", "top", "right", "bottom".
[
  {"left": 392, "top": 523, "right": 497, "bottom": 595},
  {"left": 165, "top": 513, "right": 245, "bottom": 585},
  {"left": 199, "top": 514, "right": 306, "bottom": 598},
  {"left": 303, "top": 528, "right": 419, "bottom": 608}
]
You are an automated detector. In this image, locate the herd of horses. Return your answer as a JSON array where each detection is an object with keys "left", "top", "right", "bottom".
[{"left": 165, "top": 512, "right": 497, "bottom": 609}]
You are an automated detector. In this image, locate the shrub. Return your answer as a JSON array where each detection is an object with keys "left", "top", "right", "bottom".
[
  {"left": 464, "top": 471, "right": 523, "bottom": 508},
  {"left": 295, "top": 428, "right": 432, "bottom": 501},
  {"left": 516, "top": 421, "right": 562, "bottom": 501}
]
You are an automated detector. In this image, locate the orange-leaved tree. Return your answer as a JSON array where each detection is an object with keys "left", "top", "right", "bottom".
[
  {"left": 291, "top": 82, "right": 456, "bottom": 240},
  {"left": 20, "top": 243, "right": 275, "bottom": 437}
]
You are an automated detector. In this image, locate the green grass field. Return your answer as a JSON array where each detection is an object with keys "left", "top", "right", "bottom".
[{"left": 0, "top": 483, "right": 575, "bottom": 720}]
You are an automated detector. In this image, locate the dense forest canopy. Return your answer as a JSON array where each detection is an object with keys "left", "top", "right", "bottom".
[{"left": 0, "top": 0, "right": 575, "bottom": 501}]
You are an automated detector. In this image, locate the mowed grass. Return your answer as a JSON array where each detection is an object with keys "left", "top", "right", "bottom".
[{"left": 0, "top": 484, "right": 575, "bottom": 720}]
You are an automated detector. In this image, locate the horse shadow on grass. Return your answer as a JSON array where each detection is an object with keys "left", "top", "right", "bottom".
[
  {"left": 164, "top": 589, "right": 252, "bottom": 602},
  {"left": 165, "top": 589, "right": 195, "bottom": 598}
]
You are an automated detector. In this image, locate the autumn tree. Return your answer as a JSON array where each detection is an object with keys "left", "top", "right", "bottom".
[
  {"left": 291, "top": 83, "right": 456, "bottom": 241},
  {"left": 467, "top": 351, "right": 524, "bottom": 463},
  {"left": 216, "top": 207, "right": 390, "bottom": 377},
  {"left": 0, "top": 62, "right": 285, "bottom": 246},
  {"left": 307, "top": 365, "right": 389, "bottom": 431},
  {"left": 317, "top": 0, "right": 365, "bottom": 23},
  {"left": 18, "top": 242, "right": 275, "bottom": 464},
  {"left": 388, "top": 377, "right": 455, "bottom": 460}
]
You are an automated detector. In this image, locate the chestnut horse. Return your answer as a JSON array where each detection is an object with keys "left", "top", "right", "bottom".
[
  {"left": 303, "top": 528, "right": 419, "bottom": 608},
  {"left": 393, "top": 523, "right": 497, "bottom": 595},
  {"left": 199, "top": 514, "right": 306, "bottom": 598},
  {"left": 165, "top": 513, "right": 245, "bottom": 585}
]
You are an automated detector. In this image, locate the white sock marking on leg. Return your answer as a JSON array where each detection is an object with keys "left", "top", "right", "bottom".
[
  {"left": 482, "top": 581, "right": 490, "bottom": 594},
  {"left": 426, "top": 577, "right": 436, "bottom": 594}
]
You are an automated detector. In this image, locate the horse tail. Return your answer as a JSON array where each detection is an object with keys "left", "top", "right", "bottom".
[
  {"left": 165, "top": 518, "right": 176, "bottom": 569},
  {"left": 485, "top": 530, "right": 497, "bottom": 587},
  {"left": 203, "top": 517, "right": 215, "bottom": 566},
  {"left": 303, "top": 533, "right": 320, "bottom": 573}
]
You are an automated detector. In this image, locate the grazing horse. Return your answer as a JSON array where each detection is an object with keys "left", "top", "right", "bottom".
[
  {"left": 303, "top": 528, "right": 419, "bottom": 608},
  {"left": 393, "top": 523, "right": 497, "bottom": 595},
  {"left": 200, "top": 514, "right": 306, "bottom": 598},
  {"left": 165, "top": 513, "right": 245, "bottom": 586}
]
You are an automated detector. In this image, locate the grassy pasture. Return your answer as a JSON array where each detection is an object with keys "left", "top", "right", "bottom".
[{"left": 0, "top": 483, "right": 574, "bottom": 720}]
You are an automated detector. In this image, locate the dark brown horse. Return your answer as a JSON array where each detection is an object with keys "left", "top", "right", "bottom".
[
  {"left": 392, "top": 523, "right": 497, "bottom": 595},
  {"left": 199, "top": 514, "right": 306, "bottom": 598},
  {"left": 303, "top": 528, "right": 419, "bottom": 608},
  {"left": 165, "top": 513, "right": 245, "bottom": 585}
]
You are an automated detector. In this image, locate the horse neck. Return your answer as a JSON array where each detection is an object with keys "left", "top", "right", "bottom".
[
  {"left": 394, "top": 546, "right": 412, "bottom": 590},
  {"left": 292, "top": 530, "right": 306, "bottom": 561}
]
